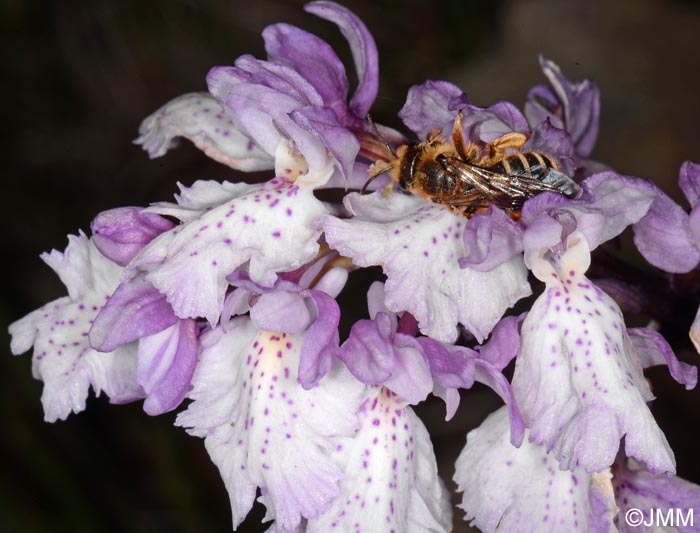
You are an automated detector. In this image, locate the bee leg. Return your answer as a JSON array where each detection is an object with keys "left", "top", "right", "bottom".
[
  {"left": 426, "top": 128, "right": 443, "bottom": 143},
  {"left": 362, "top": 162, "right": 394, "bottom": 194},
  {"left": 480, "top": 132, "right": 528, "bottom": 166},
  {"left": 452, "top": 111, "right": 479, "bottom": 162},
  {"left": 490, "top": 132, "right": 528, "bottom": 151},
  {"left": 451, "top": 111, "right": 480, "bottom": 163},
  {"left": 507, "top": 209, "right": 522, "bottom": 222},
  {"left": 452, "top": 112, "right": 468, "bottom": 159},
  {"left": 381, "top": 182, "right": 396, "bottom": 198},
  {"left": 440, "top": 190, "right": 492, "bottom": 217}
]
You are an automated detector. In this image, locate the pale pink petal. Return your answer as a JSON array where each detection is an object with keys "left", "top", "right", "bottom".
[
  {"left": 135, "top": 179, "right": 328, "bottom": 325},
  {"left": 146, "top": 180, "right": 253, "bottom": 223},
  {"left": 137, "top": 318, "right": 198, "bottom": 415},
  {"left": 320, "top": 192, "right": 531, "bottom": 342}
]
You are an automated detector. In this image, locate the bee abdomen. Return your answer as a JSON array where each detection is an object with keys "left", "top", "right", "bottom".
[{"left": 488, "top": 152, "right": 556, "bottom": 180}]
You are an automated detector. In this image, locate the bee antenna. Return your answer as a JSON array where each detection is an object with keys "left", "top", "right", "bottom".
[
  {"left": 361, "top": 165, "right": 392, "bottom": 195},
  {"left": 367, "top": 114, "right": 398, "bottom": 158}
]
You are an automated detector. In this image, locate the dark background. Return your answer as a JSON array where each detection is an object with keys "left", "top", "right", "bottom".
[{"left": 4, "top": 1, "right": 700, "bottom": 531}]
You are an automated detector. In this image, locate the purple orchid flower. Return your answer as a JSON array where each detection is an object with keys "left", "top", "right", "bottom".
[
  {"left": 338, "top": 282, "right": 525, "bottom": 444},
  {"left": 455, "top": 407, "right": 618, "bottom": 532},
  {"left": 88, "top": 212, "right": 200, "bottom": 416},
  {"left": 136, "top": 1, "right": 395, "bottom": 190},
  {"left": 632, "top": 161, "right": 700, "bottom": 354},
  {"left": 174, "top": 260, "right": 453, "bottom": 532},
  {"left": 513, "top": 231, "right": 696, "bottom": 474},
  {"left": 9, "top": 2, "right": 700, "bottom": 532},
  {"left": 176, "top": 317, "right": 366, "bottom": 531},
  {"left": 457, "top": 407, "right": 700, "bottom": 532},
  {"left": 223, "top": 251, "right": 348, "bottom": 390},
  {"left": 9, "top": 234, "right": 142, "bottom": 421},
  {"left": 525, "top": 56, "right": 601, "bottom": 163}
]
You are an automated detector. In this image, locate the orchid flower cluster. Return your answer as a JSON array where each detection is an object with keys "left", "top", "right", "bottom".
[{"left": 11, "top": 2, "right": 700, "bottom": 532}]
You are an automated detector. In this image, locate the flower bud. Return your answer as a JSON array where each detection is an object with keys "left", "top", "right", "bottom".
[{"left": 91, "top": 207, "right": 173, "bottom": 266}]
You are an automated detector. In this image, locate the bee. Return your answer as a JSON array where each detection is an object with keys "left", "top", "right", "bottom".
[{"left": 364, "top": 112, "right": 580, "bottom": 218}]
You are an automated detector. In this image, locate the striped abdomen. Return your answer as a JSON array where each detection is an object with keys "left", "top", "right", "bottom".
[{"left": 487, "top": 152, "right": 557, "bottom": 180}]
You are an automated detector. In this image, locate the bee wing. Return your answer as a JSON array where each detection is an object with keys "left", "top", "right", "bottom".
[
  {"left": 440, "top": 158, "right": 529, "bottom": 210},
  {"left": 440, "top": 158, "right": 580, "bottom": 212},
  {"left": 439, "top": 157, "right": 498, "bottom": 196},
  {"left": 537, "top": 168, "right": 581, "bottom": 198},
  {"left": 487, "top": 160, "right": 581, "bottom": 198}
]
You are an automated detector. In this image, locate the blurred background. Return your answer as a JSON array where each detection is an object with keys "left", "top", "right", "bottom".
[{"left": 4, "top": 0, "right": 700, "bottom": 531}]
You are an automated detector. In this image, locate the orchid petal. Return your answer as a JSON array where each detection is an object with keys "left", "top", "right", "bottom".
[
  {"left": 633, "top": 183, "right": 700, "bottom": 273},
  {"left": 136, "top": 179, "right": 328, "bottom": 325},
  {"left": 398, "top": 80, "right": 468, "bottom": 139},
  {"left": 474, "top": 359, "right": 525, "bottom": 447},
  {"left": 137, "top": 318, "right": 198, "bottom": 415},
  {"left": 460, "top": 205, "right": 524, "bottom": 272},
  {"left": 475, "top": 313, "right": 525, "bottom": 371},
  {"left": 263, "top": 22, "right": 348, "bottom": 113},
  {"left": 135, "top": 92, "right": 272, "bottom": 170},
  {"left": 291, "top": 106, "right": 360, "bottom": 181},
  {"left": 628, "top": 327, "right": 697, "bottom": 390},
  {"left": 525, "top": 57, "right": 600, "bottom": 159},
  {"left": 679, "top": 160, "right": 700, "bottom": 208},
  {"left": 455, "top": 407, "right": 616, "bottom": 533},
  {"left": 460, "top": 101, "right": 529, "bottom": 144},
  {"left": 89, "top": 274, "right": 178, "bottom": 352},
  {"left": 307, "top": 387, "right": 451, "bottom": 532},
  {"left": 321, "top": 192, "right": 531, "bottom": 342},
  {"left": 613, "top": 458, "right": 700, "bottom": 532},
  {"left": 9, "top": 235, "right": 141, "bottom": 421},
  {"left": 250, "top": 291, "right": 313, "bottom": 334},
  {"left": 91, "top": 207, "right": 174, "bottom": 267},
  {"left": 297, "top": 289, "right": 340, "bottom": 389},
  {"left": 306, "top": 1, "right": 379, "bottom": 118},
  {"left": 177, "top": 319, "right": 364, "bottom": 530}
]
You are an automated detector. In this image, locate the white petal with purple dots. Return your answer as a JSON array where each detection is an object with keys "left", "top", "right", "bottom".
[
  {"left": 176, "top": 317, "right": 364, "bottom": 531},
  {"left": 455, "top": 407, "right": 617, "bottom": 533},
  {"left": 320, "top": 192, "right": 531, "bottom": 342},
  {"left": 9, "top": 234, "right": 141, "bottom": 421},
  {"left": 307, "top": 386, "right": 451, "bottom": 533},
  {"left": 513, "top": 232, "right": 675, "bottom": 473},
  {"left": 135, "top": 92, "right": 273, "bottom": 171},
  {"left": 146, "top": 180, "right": 256, "bottom": 223},
  {"left": 135, "top": 178, "right": 329, "bottom": 325}
]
